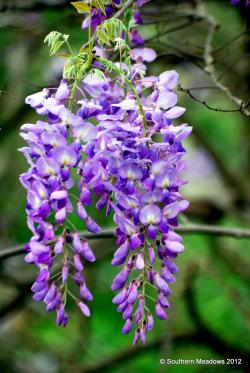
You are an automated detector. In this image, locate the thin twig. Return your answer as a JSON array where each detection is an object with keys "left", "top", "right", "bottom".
[
  {"left": 201, "top": 12, "right": 250, "bottom": 116},
  {"left": 179, "top": 86, "right": 246, "bottom": 113}
]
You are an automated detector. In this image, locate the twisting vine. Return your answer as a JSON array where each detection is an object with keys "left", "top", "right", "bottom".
[{"left": 19, "top": 0, "right": 192, "bottom": 344}]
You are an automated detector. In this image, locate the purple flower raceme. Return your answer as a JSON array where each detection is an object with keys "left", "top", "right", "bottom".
[
  {"left": 75, "top": 48, "right": 191, "bottom": 343},
  {"left": 20, "top": 80, "right": 98, "bottom": 325},
  {"left": 20, "top": 0, "right": 191, "bottom": 343},
  {"left": 230, "top": 0, "right": 250, "bottom": 5}
]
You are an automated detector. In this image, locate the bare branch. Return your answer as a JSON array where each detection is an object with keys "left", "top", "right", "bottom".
[
  {"left": 201, "top": 12, "right": 250, "bottom": 116},
  {"left": 179, "top": 86, "right": 246, "bottom": 113},
  {"left": 1, "top": 224, "right": 250, "bottom": 261}
]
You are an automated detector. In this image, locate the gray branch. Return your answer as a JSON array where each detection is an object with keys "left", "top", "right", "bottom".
[{"left": 1, "top": 224, "right": 250, "bottom": 260}]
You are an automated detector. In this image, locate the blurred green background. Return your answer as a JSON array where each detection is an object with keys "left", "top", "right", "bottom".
[{"left": 0, "top": 0, "right": 250, "bottom": 372}]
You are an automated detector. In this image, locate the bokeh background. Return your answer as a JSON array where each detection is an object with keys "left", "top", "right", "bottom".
[{"left": 0, "top": 0, "right": 250, "bottom": 372}]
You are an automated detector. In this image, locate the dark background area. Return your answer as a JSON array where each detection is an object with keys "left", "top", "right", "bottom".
[{"left": 0, "top": 0, "right": 250, "bottom": 372}]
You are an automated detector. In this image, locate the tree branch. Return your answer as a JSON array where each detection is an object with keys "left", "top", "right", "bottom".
[
  {"left": 1, "top": 224, "right": 250, "bottom": 260},
  {"left": 179, "top": 86, "right": 247, "bottom": 114}
]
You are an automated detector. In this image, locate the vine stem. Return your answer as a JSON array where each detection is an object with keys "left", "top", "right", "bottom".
[{"left": 125, "top": 77, "right": 148, "bottom": 132}]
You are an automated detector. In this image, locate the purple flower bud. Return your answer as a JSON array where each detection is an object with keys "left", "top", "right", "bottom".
[
  {"left": 80, "top": 283, "right": 93, "bottom": 301},
  {"left": 162, "top": 265, "right": 175, "bottom": 283},
  {"left": 165, "top": 240, "right": 184, "bottom": 254},
  {"left": 37, "top": 252, "right": 51, "bottom": 265},
  {"left": 54, "top": 237, "right": 64, "bottom": 255},
  {"left": 135, "top": 296, "right": 144, "bottom": 323},
  {"left": 117, "top": 300, "right": 128, "bottom": 313},
  {"left": 112, "top": 288, "right": 127, "bottom": 304},
  {"left": 148, "top": 245, "right": 155, "bottom": 263},
  {"left": 127, "top": 281, "right": 138, "bottom": 304},
  {"left": 32, "top": 285, "right": 49, "bottom": 301},
  {"left": 148, "top": 267, "right": 154, "bottom": 284},
  {"left": 44, "top": 284, "right": 57, "bottom": 304},
  {"left": 80, "top": 188, "right": 91, "bottom": 205},
  {"left": 96, "top": 194, "right": 108, "bottom": 209},
  {"left": 73, "top": 253, "right": 83, "bottom": 271},
  {"left": 56, "top": 303, "right": 68, "bottom": 327},
  {"left": 55, "top": 207, "right": 67, "bottom": 224},
  {"left": 122, "top": 303, "right": 133, "bottom": 319},
  {"left": 164, "top": 258, "right": 179, "bottom": 274},
  {"left": 156, "top": 302, "right": 167, "bottom": 320},
  {"left": 112, "top": 241, "right": 129, "bottom": 266},
  {"left": 73, "top": 233, "right": 83, "bottom": 254},
  {"left": 86, "top": 217, "right": 101, "bottom": 234},
  {"left": 130, "top": 234, "right": 141, "bottom": 249},
  {"left": 158, "top": 292, "right": 171, "bottom": 308},
  {"left": 155, "top": 273, "right": 170, "bottom": 296},
  {"left": 55, "top": 80, "right": 70, "bottom": 100},
  {"left": 77, "top": 201, "right": 88, "bottom": 220},
  {"left": 77, "top": 301, "right": 90, "bottom": 317},
  {"left": 62, "top": 260, "right": 69, "bottom": 284},
  {"left": 31, "top": 280, "right": 46, "bottom": 293},
  {"left": 132, "top": 329, "right": 141, "bottom": 345},
  {"left": 46, "top": 293, "right": 60, "bottom": 311},
  {"left": 147, "top": 224, "right": 157, "bottom": 240},
  {"left": 36, "top": 267, "right": 50, "bottom": 282},
  {"left": 140, "top": 322, "right": 147, "bottom": 344},
  {"left": 122, "top": 318, "right": 133, "bottom": 334},
  {"left": 111, "top": 266, "right": 129, "bottom": 291},
  {"left": 147, "top": 313, "right": 154, "bottom": 331},
  {"left": 82, "top": 241, "right": 96, "bottom": 262},
  {"left": 136, "top": 252, "right": 144, "bottom": 269},
  {"left": 74, "top": 271, "right": 84, "bottom": 286}
]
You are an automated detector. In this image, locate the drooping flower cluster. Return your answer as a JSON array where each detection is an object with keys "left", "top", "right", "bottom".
[
  {"left": 20, "top": 79, "right": 100, "bottom": 324},
  {"left": 230, "top": 0, "right": 250, "bottom": 5},
  {"left": 20, "top": 0, "right": 191, "bottom": 344}
]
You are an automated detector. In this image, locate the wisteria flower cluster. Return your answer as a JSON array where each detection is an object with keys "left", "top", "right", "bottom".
[
  {"left": 230, "top": 0, "right": 250, "bottom": 6},
  {"left": 19, "top": 0, "right": 191, "bottom": 344}
]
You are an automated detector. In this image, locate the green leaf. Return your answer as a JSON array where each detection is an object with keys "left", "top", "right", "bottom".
[
  {"left": 54, "top": 52, "right": 70, "bottom": 58},
  {"left": 71, "top": 1, "right": 90, "bottom": 14},
  {"left": 92, "top": 0, "right": 106, "bottom": 15},
  {"left": 114, "top": 37, "right": 129, "bottom": 52},
  {"left": 96, "top": 19, "right": 125, "bottom": 47},
  {"left": 44, "top": 31, "right": 69, "bottom": 56},
  {"left": 86, "top": 69, "right": 106, "bottom": 81},
  {"left": 97, "top": 29, "right": 111, "bottom": 46},
  {"left": 98, "top": 58, "right": 121, "bottom": 76}
]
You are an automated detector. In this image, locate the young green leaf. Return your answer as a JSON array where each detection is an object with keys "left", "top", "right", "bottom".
[
  {"left": 44, "top": 31, "right": 69, "bottom": 56},
  {"left": 97, "top": 29, "right": 111, "bottom": 46},
  {"left": 92, "top": 0, "right": 106, "bottom": 15},
  {"left": 71, "top": 1, "right": 90, "bottom": 13}
]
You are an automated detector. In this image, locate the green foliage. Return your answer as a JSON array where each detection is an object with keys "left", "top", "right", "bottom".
[
  {"left": 63, "top": 53, "right": 87, "bottom": 80},
  {"left": 85, "top": 68, "right": 106, "bottom": 81},
  {"left": 44, "top": 31, "right": 70, "bottom": 56},
  {"left": 71, "top": 1, "right": 90, "bottom": 14},
  {"left": 114, "top": 37, "right": 130, "bottom": 52},
  {"left": 96, "top": 19, "right": 125, "bottom": 46},
  {"left": 92, "top": 0, "right": 107, "bottom": 15},
  {"left": 97, "top": 57, "right": 122, "bottom": 76}
]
